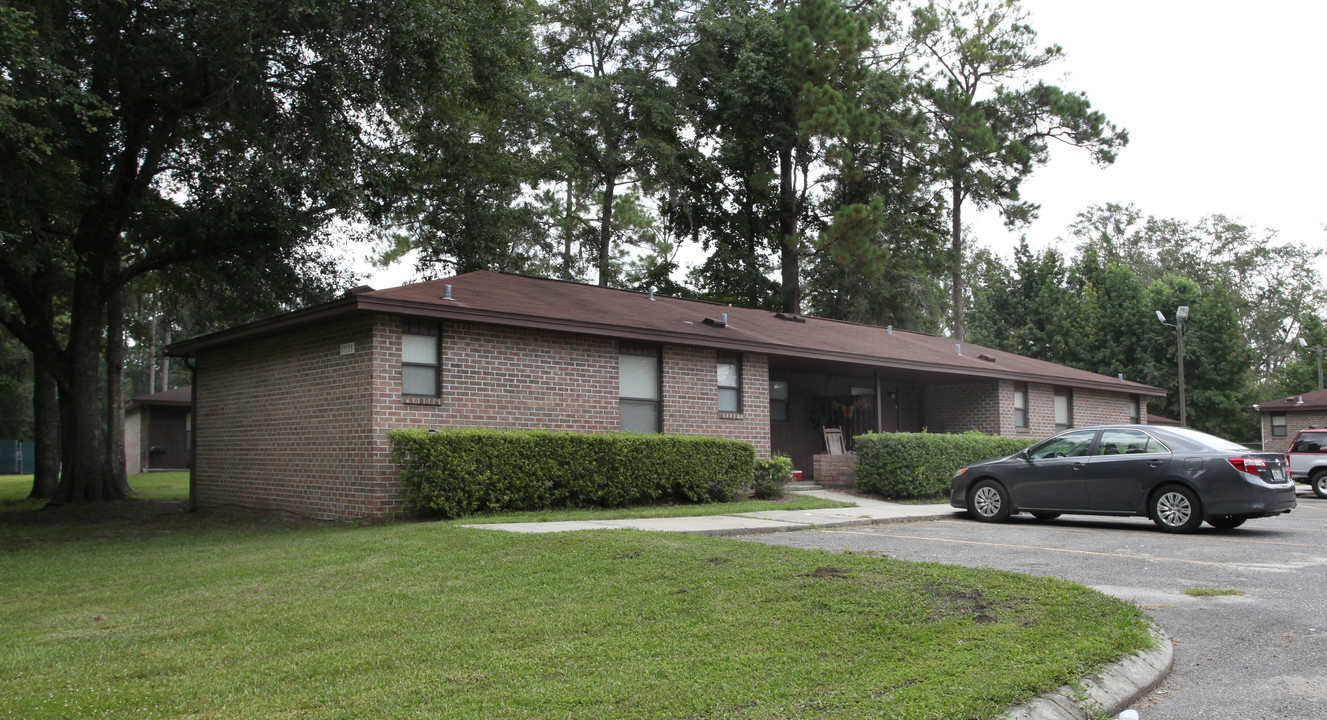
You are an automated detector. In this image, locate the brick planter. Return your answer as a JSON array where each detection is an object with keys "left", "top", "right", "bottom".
[{"left": 813, "top": 453, "right": 857, "bottom": 488}]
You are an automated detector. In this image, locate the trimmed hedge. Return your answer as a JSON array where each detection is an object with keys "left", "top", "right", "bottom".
[
  {"left": 389, "top": 428, "right": 756, "bottom": 519},
  {"left": 855, "top": 431, "right": 1034, "bottom": 500}
]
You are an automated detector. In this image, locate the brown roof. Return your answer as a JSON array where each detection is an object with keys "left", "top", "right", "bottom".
[
  {"left": 1251, "top": 388, "right": 1327, "bottom": 413},
  {"left": 172, "top": 271, "right": 1165, "bottom": 397},
  {"left": 1147, "top": 413, "right": 1181, "bottom": 426},
  {"left": 128, "top": 385, "right": 192, "bottom": 408}
]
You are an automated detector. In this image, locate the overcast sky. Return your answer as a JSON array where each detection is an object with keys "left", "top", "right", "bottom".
[
  {"left": 364, "top": 0, "right": 1327, "bottom": 289},
  {"left": 971, "top": 0, "right": 1327, "bottom": 268}
]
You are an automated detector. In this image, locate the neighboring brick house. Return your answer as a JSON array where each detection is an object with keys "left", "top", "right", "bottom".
[
  {"left": 169, "top": 271, "right": 1165, "bottom": 521},
  {"left": 124, "top": 386, "right": 192, "bottom": 473},
  {"left": 1251, "top": 389, "right": 1327, "bottom": 453}
]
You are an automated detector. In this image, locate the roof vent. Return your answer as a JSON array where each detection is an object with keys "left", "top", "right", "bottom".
[
  {"left": 443, "top": 284, "right": 454, "bottom": 301},
  {"left": 774, "top": 312, "right": 805, "bottom": 323},
  {"left": 955, "top": 343, "right": 962, "bottom": 356},
  {"left": 887, "top": 325, "right": 893, "bottom": 334},
  {"left": 1297, "top": 395, "right": 1305, "bottom": 405},
  {"left": 648, "top": 286, "right": 657, "bottom": 301},
  {"left": 977, "top": 353, "right": 997, "bottom": 363},
  {"left": 703, "top": 315, "right": 728, "bottom": 328},
  {"left": 343, "top": 285, "right": 375, "bottom": 298},
  {"left": 1118, "top": 373, "right": 1124, "bottom": 382}
]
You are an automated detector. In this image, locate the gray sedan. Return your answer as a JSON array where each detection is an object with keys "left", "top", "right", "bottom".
[{"left": 950, "top": 424, "right": 1296, "bottom": 532}]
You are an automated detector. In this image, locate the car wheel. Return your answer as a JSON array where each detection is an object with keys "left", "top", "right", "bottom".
[
  {"left": 1312, "top": 471, "right": 1327, "bottom": 499},
  {"left": 1031, "top": 512, "right": 1061, "bottom": 521},
  {"left": 1207, "top": 515, "right": 1246, "bottom": 530},
  {"left": 1151, "top": 485, "right": 1203, "bottom": 533},
  {"left": 968, "top": 480, "right": 1011, "bottom": 523}
]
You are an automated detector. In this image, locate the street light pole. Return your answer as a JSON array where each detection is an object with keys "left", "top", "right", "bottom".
[
  {"left": 1299, "top": 337, "right": 1325, "bottom": 391},
  {"left": 1157, "top": 306, "right": 1189, "bottom": 427}
]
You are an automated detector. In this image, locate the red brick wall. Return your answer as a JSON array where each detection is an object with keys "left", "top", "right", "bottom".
[
  {"left": 660, "top": 345, "right": 770, "bottom": 457},
  {"left": 924, "top": 380, "right": 1138, "bottom": 440},
  {"left": 195, "top": 313, "right": 774, "bottom": 520},
  {"left": 924, "top": 382, "right": 1001, "bottom": 434},
  {"left": 194, "top": 315, "right": 385, "bottom": 521},
  {"left": 1261, "top": 410, "right": 1327, "bottom": 453},
  {"left": 813, "top": 453, "right": 857, "bottom": 487}
]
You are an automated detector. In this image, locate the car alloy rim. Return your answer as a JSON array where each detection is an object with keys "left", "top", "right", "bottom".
[
  {"left": 974, "top": 486, "right": 1001, "bottom": 517},
  {"left": 1157, "top": 492, "right": 1191, "bottom": 527}
]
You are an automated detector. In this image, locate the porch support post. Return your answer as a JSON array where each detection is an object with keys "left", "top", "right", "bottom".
[{"left": 874, "top": 371, "right": 884, "bottom": 433}]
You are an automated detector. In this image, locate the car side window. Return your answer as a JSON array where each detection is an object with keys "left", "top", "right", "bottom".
[
  {"left": 1098, "top": 429, "right": 1166, "bottom": 456},
  {"left": 1028, "top": 430, "right": 1097, "bottom": 459}
]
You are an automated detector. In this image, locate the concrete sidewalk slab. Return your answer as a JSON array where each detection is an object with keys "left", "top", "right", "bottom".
[{"left": 461, "top": 489, "right": 961, "bottom": 536}]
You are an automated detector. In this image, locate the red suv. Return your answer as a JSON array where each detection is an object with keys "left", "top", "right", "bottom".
[{"left": 1287, "top": 428, "right": 1327, "bottom": 498}]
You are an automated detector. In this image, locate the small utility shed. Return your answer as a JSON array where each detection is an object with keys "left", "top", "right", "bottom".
[
  {"left": 1251, "top": 389, "right": 1327, "bottom": 453},
  {"left": 169, "top": 271, "right": 1165, "bottom": 521},
  {"left": 124, "top": 386, "right": 192, "bottom": 473}
]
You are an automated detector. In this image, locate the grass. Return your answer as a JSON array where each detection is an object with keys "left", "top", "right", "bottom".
[
  {"left": 1181, "top": 588, "right": 1244, "bottom": 597},
  {"left": 467, "top": 494, "right": 855, "bottom": 523},
  {"left": 0, "top": 473, "right": 1156, "bottom": 719}
]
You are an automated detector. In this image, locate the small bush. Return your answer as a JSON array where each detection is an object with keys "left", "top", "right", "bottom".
[
  {"left": 855, "top": 431, "right": 1033, "bottom": 500},
  {"left": 751, "top": 455, "right": 793, "bottom": 500},
  {"left": 389, "top": 428, "right": 755, "bottom": 519}
]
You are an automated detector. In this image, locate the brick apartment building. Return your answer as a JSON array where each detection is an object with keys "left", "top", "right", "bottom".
[
  {"left": 1251, "top": 388, "right": 1327, "bottom": 453},
  {"left": 169, "top": 271, "right": 1165, "bottom": 521}
]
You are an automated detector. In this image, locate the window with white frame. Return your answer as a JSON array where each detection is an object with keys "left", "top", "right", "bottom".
[
  {"left": 619, "top": 344, "right": 660, "bottom": 433},
  {"left": 402, "top": 320, "right": 440, "bottom": 396},
  {"left": 1054, "top": 387, "right": 1073, "bottom": 430},
  {"left": 717, "top": 352, "right": 741, "bottom": 413},
  {"left": 1013, "top": 383, "right": 1028, "bottom": 428}
]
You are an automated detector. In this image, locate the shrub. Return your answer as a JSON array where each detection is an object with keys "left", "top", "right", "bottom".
[
  {"left": 855, "top": 431, "right": 1034, "bottom": 500},
  {"left": 751, "top": 454, "right": 793, "bottom": 500},
  {"left": 389, "top": 428, "right": 755, "bottom": 519}
]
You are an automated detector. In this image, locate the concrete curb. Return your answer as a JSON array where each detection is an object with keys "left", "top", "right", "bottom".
[{"left": 1004, "top": 625, "right": 1174, "bottom": 720}]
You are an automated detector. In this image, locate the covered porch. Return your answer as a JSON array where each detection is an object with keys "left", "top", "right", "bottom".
[{"left": 767, "top": 357, "right": 996, "bottom": 482}]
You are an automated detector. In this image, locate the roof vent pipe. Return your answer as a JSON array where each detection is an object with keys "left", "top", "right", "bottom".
[
  {"left": 648, "top": 286, "right": 656, "bottom": 301},
  {"left": 721, "top": 313, "right": 728, "bottom": 325},
  {"left": 1298, "top": 396, "right": 1305, "bottom": 404},
  {"left": 887, "top": 325, "right": 893, "bottom": 334},
  {"left": 443, "top": 284, "right": 453, "bottom": 301},
  {"left": 1118, "top": 373, "right": 1124, "bottom": 382},
  {"left": 955, "top": 343, "right": 962, "bottom": 355}
]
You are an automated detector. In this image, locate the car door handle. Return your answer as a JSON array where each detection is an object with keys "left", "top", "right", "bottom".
[
  {"left": 1148, "top": 460, "right": 1165, "bottom": 467},
  {"left": 1072, "top": 462, "right": 1086, "bottom": 470}
]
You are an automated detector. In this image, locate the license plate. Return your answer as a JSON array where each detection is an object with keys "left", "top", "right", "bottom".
[{"left": 1273, "top": 466, "right": 1290, "bottom": 483}]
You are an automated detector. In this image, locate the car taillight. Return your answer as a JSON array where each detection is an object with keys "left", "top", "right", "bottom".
[{"left": 1228, "top": 457, "right": 1267, "bottom": 478}]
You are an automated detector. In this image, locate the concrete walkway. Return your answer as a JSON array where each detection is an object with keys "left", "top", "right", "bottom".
[{"left": 460, "top": 486, "right": 958, "bottom": 536}]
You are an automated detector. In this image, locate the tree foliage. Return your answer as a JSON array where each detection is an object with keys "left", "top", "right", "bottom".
[
  {"left": 0, "top": 0, "right": 539, "bottom": 502},
  {"left": 908, "top": 0, "right": 1127, "bottom": 341},
  {"left": 1070, "top": 203, "right": 1327, "bottom": 383}
]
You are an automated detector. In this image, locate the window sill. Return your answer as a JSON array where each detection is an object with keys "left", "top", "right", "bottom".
[
  {"left": 403, "top": 395, "right": 443, "bottom": 406},
  {"left": 718, "top": 412, "right": 744, "bottom": 420}
]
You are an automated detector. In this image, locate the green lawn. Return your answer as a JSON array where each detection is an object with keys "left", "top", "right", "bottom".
[
  {"left": 0, "top": 475, "right": 1154, "bottom": 719},
  {"left": 0, "top": 471, "right": 190, "bottom": 509}
]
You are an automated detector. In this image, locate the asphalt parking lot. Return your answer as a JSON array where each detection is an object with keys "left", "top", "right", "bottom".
[{"left": 741, "top": 491, "right": 1327, "bottom": 719}]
